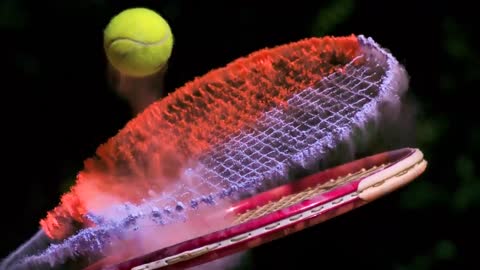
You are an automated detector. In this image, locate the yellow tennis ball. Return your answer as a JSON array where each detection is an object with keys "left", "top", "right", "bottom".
[{"left": 104, "top": 7, "right": 174, "bottom": 77}]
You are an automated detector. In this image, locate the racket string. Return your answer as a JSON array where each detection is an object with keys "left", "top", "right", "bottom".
[{"left": 234, "top": 163, "right": 387, "bottom": 224}]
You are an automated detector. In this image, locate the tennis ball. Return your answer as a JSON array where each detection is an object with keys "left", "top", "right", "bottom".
[{"left": 104, "top": 7, "right": 174, "bottom": 77}]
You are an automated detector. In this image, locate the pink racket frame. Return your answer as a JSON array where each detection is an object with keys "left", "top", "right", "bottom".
[{"left": 86, "top": 147, "right": 427, "bottom": 270}]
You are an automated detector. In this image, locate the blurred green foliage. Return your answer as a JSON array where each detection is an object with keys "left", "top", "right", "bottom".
[
  {"left": 311, "top": 0, "right": 354, "bottom": 36},
  {"left": 394, "top": 240, "right": 457, "bottom": 270}
]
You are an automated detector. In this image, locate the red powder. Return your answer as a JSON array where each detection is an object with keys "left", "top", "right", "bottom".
[{"left": 41, "top": 35, "right": 361, "bottom": 240}]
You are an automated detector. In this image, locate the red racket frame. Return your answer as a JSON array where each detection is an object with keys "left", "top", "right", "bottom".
[{"left": 85, "top": 147, "right": 427, "bottom": 270}]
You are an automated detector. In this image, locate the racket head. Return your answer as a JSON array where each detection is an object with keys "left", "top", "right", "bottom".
[{"left": 85, "top": 147, "right": 427, "bottom": 270}]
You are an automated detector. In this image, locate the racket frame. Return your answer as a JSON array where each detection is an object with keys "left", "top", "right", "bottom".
[{"left": 86, "top": 147, "right": 427, "bottom": 270}]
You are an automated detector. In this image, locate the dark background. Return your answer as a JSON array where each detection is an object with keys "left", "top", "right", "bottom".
[{"left": 1, "top": 0, "right": 476, "bottom": 269}]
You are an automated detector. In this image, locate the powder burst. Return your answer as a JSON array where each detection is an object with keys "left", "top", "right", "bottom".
[{"left": 2, "top": 35, "right": 409, "bottom": 270}]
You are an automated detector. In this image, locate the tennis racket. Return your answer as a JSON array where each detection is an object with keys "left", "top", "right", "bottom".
[{"left": 85, "top": 147, "right": 427, "bottom": 270}]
